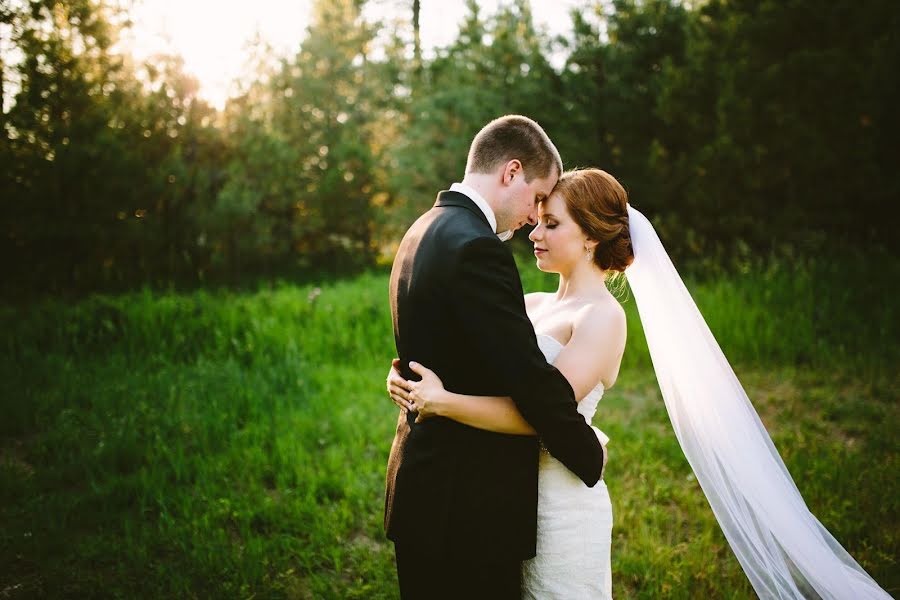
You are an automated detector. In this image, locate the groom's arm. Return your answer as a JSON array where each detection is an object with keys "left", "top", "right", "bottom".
[{"left": 449, "top": 236, "right": 604, "bottom": 487}]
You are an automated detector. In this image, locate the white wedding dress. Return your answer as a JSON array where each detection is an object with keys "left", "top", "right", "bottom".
[{"left": 522, "top": 334, "right": 613, "bottom": 599}]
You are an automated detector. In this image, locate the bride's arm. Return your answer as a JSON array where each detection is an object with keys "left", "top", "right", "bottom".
[
  {"left": 394, "top": 363, "right": 536, "bottom": 435},
  {"left": 431, "top": 388, "right": 537, "bottom": 436},
  {"left": 387, "top": 303, "right": 626, "bottom": 435},
  {"left": 386, "top": 361, "right": 530, "bottom": 433}
]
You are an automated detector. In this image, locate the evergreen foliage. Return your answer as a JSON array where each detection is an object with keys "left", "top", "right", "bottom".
[{"left": 2, "top": 0, "right": 897, "bottom": 296}]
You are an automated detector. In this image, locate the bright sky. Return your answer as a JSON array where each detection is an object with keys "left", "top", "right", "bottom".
[{"left": 122, "top": 0, "right": 589, "bottom": 109}]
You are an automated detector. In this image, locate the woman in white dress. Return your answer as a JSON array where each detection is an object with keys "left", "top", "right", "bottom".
[
  {"left": 388, "top": 167, "right": 893, "bottom": 599},
  {"left": 390, "top": 168, "right": 631, "bottom": 598}
]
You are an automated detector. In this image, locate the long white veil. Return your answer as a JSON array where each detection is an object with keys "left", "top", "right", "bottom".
[{"left": 623, "top": 204, "right": 891, "bottom": 599}]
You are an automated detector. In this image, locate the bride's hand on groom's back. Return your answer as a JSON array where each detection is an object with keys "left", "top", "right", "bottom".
[
  {"left": 386, "top": 359, "right": 446, "bottom": 423},
  {"left": 406, "top": 362, "right": 446, "bottom": 423},
  {"left": 387, "top": 358, "right": 413, "bottom": 412}
]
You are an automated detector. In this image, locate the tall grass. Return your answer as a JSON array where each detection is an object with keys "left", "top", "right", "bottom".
[
  {"left": 1, "top": 263, "right": 897, "bottom": 598},
  {"left": 2, "top": 274, "right": 399, "bottom": 598}
]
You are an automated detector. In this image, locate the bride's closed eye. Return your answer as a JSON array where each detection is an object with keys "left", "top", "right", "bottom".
[{"left": 536, "top": 217, "right": 558, "bottom": 229}]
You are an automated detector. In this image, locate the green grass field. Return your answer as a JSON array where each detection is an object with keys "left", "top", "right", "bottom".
[{"left": 2, "top": 259, "right": 897, "bottom": 598}]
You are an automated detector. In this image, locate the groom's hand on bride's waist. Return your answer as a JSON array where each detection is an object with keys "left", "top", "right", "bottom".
[
  {"left": 601, "top": 441, "right": 609, "bottom": 480},
  {"left": 592, "top": 426, "right": 610, "bottom": 480}
]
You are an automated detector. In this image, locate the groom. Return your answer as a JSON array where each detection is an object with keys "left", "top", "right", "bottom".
[{"left": 385, "top": 115, "right": 606, "bottom": 598}]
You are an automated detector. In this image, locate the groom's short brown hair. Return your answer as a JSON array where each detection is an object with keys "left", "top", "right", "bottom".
[{"left": 465, "top": 115, "right": 563, "bottom": 182}]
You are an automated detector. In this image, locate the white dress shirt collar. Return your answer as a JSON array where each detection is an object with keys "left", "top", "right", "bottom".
[{"left": 449, "top": 182, "right": 513, "bottom": 241}]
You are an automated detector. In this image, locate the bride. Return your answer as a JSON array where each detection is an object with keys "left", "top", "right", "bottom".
[{"left": 387, "top": 168, "right": 891, "bottom": 599}]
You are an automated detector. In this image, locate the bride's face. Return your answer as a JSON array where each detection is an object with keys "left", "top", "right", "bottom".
[{"left": 528, "top": 193, "right": 591, "bottom": 273}]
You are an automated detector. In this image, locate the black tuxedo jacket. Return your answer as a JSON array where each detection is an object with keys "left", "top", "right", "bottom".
[{"left": 384, "top": 190, "right": 605, "bottom": 561}]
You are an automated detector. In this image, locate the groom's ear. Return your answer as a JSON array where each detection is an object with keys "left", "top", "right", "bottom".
[{"left": 501, "top": 159, "right": 523, "bottom": 186}]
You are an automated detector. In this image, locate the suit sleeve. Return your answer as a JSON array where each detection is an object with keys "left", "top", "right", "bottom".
[{"left": 449, "top": 236, "right": 604, "bottom": 487}]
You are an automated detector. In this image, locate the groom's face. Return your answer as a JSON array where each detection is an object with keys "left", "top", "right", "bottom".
[{"left": 497, "top": 164, "right": 558, "bottom": 234}]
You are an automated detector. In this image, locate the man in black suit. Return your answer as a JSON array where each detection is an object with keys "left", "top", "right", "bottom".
[{"left": 385, "top": 115, "right": 606, "bottom": 599}]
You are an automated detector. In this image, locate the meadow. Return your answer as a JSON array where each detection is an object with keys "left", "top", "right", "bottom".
[{"left": 1, "top": 257, "right": 897, "bottom": 598}]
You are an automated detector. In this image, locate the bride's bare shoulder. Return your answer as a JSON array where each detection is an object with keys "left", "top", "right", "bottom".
[
  {"left": 524, "top": 291, "right": 551, "bottom": 311},
  {"left": 575, "top": 294, "right": 626, "bottom": 336}
]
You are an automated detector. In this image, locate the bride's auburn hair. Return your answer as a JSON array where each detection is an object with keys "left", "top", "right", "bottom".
[{"left": 551, "top": 168, "right": 634, "bottom": 273}]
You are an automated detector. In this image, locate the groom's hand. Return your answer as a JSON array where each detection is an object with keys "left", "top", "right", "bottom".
[
  {"left": 592, "top": 426, "right": 610, "bottom": 480},
  {"left": 601, "top": 442, "right": 609, "bottom": 480}
]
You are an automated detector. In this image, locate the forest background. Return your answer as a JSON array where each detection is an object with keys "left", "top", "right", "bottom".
[{"left": 3, "top": 0, "right": 897, "bottom": 294}]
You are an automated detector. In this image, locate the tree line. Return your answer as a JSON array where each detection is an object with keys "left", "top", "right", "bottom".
[{"left": 2, "top": 0, "right": 897, "bottom": 297}]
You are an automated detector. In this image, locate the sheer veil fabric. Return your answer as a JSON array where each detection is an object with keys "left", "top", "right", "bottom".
[{"left": 623, "top": 205, "right": 890, "bottom": 599}]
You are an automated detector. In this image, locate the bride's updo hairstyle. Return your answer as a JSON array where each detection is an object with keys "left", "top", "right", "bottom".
[{"left": 551, "top": 168, "right": 634, "bottom": 273}]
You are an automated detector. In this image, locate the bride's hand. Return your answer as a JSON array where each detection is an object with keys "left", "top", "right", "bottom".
[
  {"left": 387, "top": 358, "right": 414, "bottom": 412},
  {"left": 406, "top": 361, "right": 447, "bottom": 423}
]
